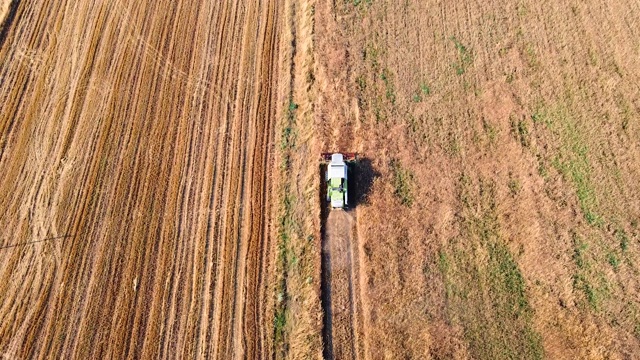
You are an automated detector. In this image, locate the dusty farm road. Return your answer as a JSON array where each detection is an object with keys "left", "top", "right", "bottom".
[
  {"left": 321, "top": 209, "right": 364, "bottom": 360},
  {"left": 0, "top": 0, "right": 284, "bottom": 358}
]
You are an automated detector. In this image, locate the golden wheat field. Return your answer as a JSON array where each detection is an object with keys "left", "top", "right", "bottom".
[
  {"left": 0, "top": 0, "right": 282, "bottom": 358},
  {"left": 1, "top": 0, "right": 640, "bottom": 359}
]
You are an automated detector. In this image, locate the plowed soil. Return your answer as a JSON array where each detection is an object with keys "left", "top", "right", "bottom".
[{"left": 0, "top": 1, "right": 281, "bottom": 358}]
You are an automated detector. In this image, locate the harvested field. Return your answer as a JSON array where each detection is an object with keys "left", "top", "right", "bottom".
[
  {"left": 0, "top": 5, "right": 7, "bottom": 28},
  {"left": 0, "top": 0, "right": 16, "bottom": 47},
  {"left": 0, "top": 0, "right": 283, "bottom": 358},
  {"left": 0, "top": 0, "right": 10, "bottom": 25}
]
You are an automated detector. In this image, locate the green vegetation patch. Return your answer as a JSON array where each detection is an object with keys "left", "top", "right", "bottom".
[
  {"left": 570, "top": 232, "right": 611, "bottom": 311},
  {"left": 510, "top": 115, "right": 531, "bottom": 148},
  {"left": 359, "top": 42, "right": 400, "bottom": 124},
  {"left": 274, "top": 188, "right": 295, "bottom": 353},
  {"left": 380, "top": 67, "right": 396, "bottom": 105},
  {"left": 350, "top": 0, "right": 372, "bottom": 7},
  {"left": 273, "top": 97, "right": 299, "bottom": 355},
  {"left": 541, "top": 105, "right": 601, "bottom": 225},
  {"left": 440, "top": 175, "right": 544, "bottom": 359},
  {"left": 389, "top": 159, "right": 414, "bottom": 206},
  {"left": 450, "top": 36, "right": 474, "bottom": 75},
  {"left": 280, "top": 100, "right": 298, "bottom": 166},
  {"left": 508, "top": 178, "right": 522, "bottom": 197},
  {"left": 363, "top": 42, "right": 381, "bottom": 71},
  {"left": 412, "top": 81, "right": 431, "bottom": 103}
]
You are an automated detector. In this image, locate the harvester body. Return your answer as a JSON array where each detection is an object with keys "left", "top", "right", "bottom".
[{"left": 322, "top": 153, "right": 357, "bottom": 209}]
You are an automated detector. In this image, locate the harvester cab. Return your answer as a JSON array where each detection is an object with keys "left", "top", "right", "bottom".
[{"left": 321, "top": 152, "right": 357, "bottom": 209}]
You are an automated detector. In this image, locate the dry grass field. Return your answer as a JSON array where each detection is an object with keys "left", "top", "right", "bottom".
[
  {"left": 2, "top": 0, "right": 640, "bottom": 359},
  {"left": 281, "top": 0, "right": 640, "bottom": 359},
  {"left": 335, "top": 0, "right": 638, "bottom": 358}
]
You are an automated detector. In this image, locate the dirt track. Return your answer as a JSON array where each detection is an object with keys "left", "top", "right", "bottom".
[
  {"left": 321, "top": 209, "right": 366, "bottom": 360},
  {"left": 0, "top": 1, "right": 281, "bottom": 358}
]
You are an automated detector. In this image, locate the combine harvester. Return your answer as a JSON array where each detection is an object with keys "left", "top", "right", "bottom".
[{"left": 321, "top": 152, "right": 357, "bottom": 209}]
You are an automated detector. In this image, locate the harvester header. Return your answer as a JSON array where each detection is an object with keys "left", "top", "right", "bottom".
[{"left": 320, "top": 152, "right": 358, "bottom": 163}]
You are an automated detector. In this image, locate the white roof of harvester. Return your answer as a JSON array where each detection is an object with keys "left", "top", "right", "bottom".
[{"left": 328, "top": 153, "right": 346, "bottom": 179}]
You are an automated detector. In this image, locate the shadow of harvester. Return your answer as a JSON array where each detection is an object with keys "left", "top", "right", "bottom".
[{"left": 348, "top": 157, "right": 377, "bottom": 208}]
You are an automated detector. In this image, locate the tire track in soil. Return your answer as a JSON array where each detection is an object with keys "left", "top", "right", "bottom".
[
  {"left": 320, "top": 180, "right": 369, "bottom": 360},
  {"left": 316, "top": 0, "right": 368, "bottom": 358},
  {"left": 322, "top": 209, "right": 358, "bottom": 360}
]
